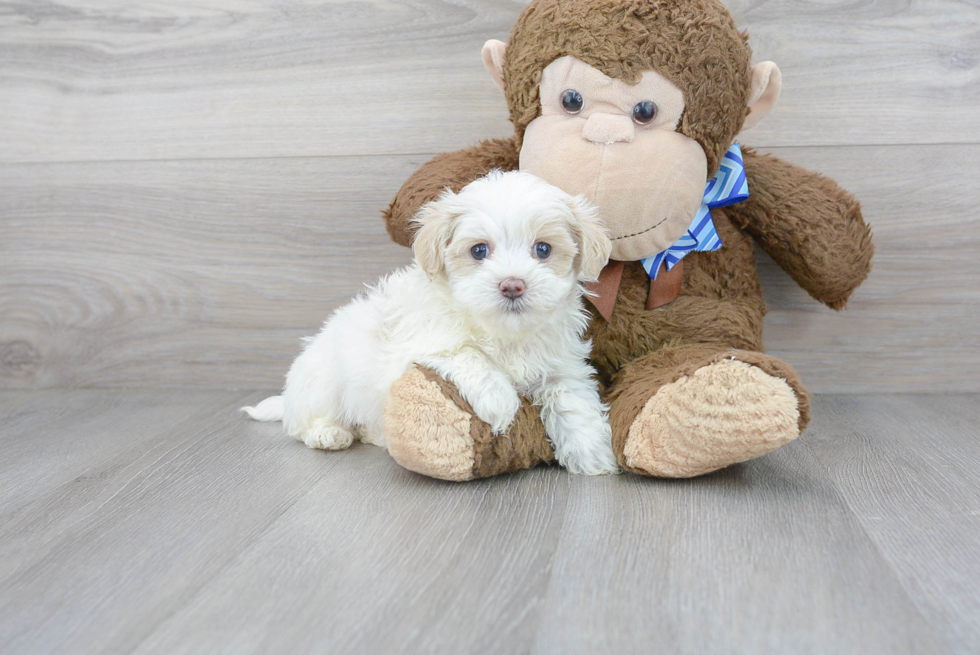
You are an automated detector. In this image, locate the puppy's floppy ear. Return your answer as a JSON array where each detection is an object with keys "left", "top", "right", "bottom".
[
  {"left": 411, "top": 190, "right": 459, "bottom": 279},
  {"left": 565, "top": 195, "right": 611, "bottom": 282}
]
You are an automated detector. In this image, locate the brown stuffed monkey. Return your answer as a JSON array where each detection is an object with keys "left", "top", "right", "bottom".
[{"left": 380, "top": 0, "right": 874, "bottom": 480}]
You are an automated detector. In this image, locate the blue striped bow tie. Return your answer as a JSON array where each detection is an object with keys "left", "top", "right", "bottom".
[{"left": 640, "top": 144, "right": 748, "bottom": 279}]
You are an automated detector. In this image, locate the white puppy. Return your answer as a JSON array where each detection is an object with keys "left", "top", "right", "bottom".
[{"left": 244, "top": 170, "right": 618, "bottom": 475}]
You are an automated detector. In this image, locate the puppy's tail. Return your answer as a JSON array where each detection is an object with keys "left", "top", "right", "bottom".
[{"left": 242, "top": 395, "right": 284, "bottom": 422}]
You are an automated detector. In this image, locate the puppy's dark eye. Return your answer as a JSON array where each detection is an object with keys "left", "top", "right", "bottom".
[
  {"left": 632, "top": 100, "right": 657, "bottom": 125},
  {"left": 534, "top": 242, "right": 552, "bottom": 259},
  {"left": 471, "top": 243, "right": 489, "bottom": 261},
  {"left": 561, "top": 89, "right": 584, "bottom": 114}
]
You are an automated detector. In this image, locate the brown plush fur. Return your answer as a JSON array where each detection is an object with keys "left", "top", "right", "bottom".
[
  {"left": 729, "top": 147, "right": 874, "bottom": 309},
  {"left": 383, "top": 137, "right": 520, "bottom": 248},
  {"left": 384, "top": 367, "right": 477, "bottom": 481},
  {"left": 503, "top": 0, "right": 752, "bottom": 174},
  {"left": 619, "top": 356, "right": 802, "bottom": 477},
  {"left": 386, "top": 340, "right": 811, "bottom": 479},
  {"left": 605, "top": 344, "right": 810, "bottom": 472},
  {"left": 419, "top": 367, "right": 556, "bottom": 478},
  {"left": 586, "top": 212, "right": 767, "bottom": 382},
  {"left": 379, "top": 0, "right": 873, "bottom": 479}
]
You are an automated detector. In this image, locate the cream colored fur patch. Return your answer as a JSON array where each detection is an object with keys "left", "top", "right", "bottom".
[
  {"left": 519, "top": 56, "right": 707, "bottom": 261},
  {"left": 384, "top": 368, "right": 476, "bottom": 482},
  {"left": 624, "top": 359, "right": 800, "bottom": 478}
]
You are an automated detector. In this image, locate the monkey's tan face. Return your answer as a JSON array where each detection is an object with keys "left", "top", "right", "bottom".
[{"left": 519, "top": 56, "right": 708, "bottom": 262}]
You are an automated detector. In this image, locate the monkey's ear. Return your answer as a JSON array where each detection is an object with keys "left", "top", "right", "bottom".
[
  {"left": 481, "top": 39, "right": 507, "bottom": 93},
  {"left": 411, "top": 194, "right": 457, "bottom": 279},
  {"left": 741, "top": 62, "right": 782, "bottom": 132},
  {"left": 566, "top": 196, "right": 612, "bottom": 282}
]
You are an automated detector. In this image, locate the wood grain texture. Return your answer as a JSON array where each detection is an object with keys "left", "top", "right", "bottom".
[
  {"left": 0, "top": 0, "right": 976, "bottom": 391},
  {"left": 0, "top": 156, "right": 416, "bottom": 388},
  {"left": 806, "top": 394, "right": 980, "bottom": 654},
  {"left": 2, "top": 145, "right": 977, "bottom": 391},
  {"left": 0, "top": 0, "right": 978, "bottom": 165},
  {"left": 534, "top": 444, "right": 944, "bottom": 654},
  {"left": 0, "top": 390, "right": 339, "bottom": 654},
  {"left": 2, "top": 391, "right": 974, "bottom": 654},
  {"left": 134, "top": 452, "right": 570, "bottom": 655},
  {"left": 0, "top": 389, "right": 223, "bottom": 512},
  {"left": 755, "top": 143, "right": 980, "bottom": 393},
  {"left": 1, "top": 1, "right": 977, "bottom": 651}
]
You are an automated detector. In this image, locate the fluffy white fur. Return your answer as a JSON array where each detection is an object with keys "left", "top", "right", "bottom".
[{"left": 244, "top": 170, "right": 618, "bottom": 475}]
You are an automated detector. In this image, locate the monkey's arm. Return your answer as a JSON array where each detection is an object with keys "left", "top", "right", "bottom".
[
  {"left": 383, "top": 137, "right": 520, "bottom": 247},
  {"left": 728, "top": 147, "right": 874, "bottom": 310}
]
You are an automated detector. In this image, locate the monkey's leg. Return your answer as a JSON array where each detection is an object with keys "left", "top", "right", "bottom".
[
  {"left": 383, "top": 366, "right": 554, "bottom": 481},
  {"left": 606, "top": 344, "right": 811, "bottom": 478}
]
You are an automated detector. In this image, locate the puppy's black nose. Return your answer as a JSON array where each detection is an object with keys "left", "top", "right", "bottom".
[{"left": 499, "top": 278, "right": 525, "bottom": 299}]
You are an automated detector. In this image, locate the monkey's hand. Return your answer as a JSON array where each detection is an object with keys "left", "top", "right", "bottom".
[
  {"left": 383, "top": 137, "right": 520, "bottom": 247},
  {"left": 729, "top": 147, "right": 874, "bottom": 310}
]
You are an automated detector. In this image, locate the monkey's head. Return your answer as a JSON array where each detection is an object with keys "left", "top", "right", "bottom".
[{"left": 482, "top": 0, "right": 781, "bottom": 261}]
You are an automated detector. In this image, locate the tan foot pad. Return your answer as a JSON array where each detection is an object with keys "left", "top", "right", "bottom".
[
  {"left": 383, "top": 368, "right": 476, "bottom": 481},
  {"left": 624, "top": 359, "right": 801, "bottom": 478}
]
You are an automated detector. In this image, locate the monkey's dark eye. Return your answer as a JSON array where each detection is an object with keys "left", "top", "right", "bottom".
[
  {"left": 471, "top": 243, "right": 490, "bottom": 261},
  {"left": 632, "top": 100, "right": 657, "bottom": 125},
  {"left": 560, "top": 89, "right": 584, "bottom": 114},
  {"left": 534, "top": 242, "right": 552, "bottom": 259}
]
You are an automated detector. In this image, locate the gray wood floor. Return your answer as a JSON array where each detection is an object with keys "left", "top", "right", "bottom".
[{"left": 1, "top": 391, "right": 977, "bottom": 654}]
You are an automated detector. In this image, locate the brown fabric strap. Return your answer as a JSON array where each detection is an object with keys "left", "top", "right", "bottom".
[
  {"left": 584, "top": 260, "right": 625, "bottom": 322},
  {"left": 586, "top": 259, "right": 683, "bottom": 319},
  {"left": 646, "top": 260, "right": 683, "bottom": 310}
]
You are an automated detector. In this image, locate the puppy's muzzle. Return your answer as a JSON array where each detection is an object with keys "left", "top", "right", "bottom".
[{"left": 499, "top": 278, "right": 525, "bottom": 299}]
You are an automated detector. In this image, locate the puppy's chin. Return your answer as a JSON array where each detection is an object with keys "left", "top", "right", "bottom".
[
  {"left": 457, "top": 292, "right": 564, "bottom": 336},
  {"left": 502, "top": 297, "right": 529, "bottom": 315},
  {"left": 496, "top": 297, "right": 540, "bottom": 328},
  {"left": 459, "top": 298, "right": 530, "bottom": 329}
]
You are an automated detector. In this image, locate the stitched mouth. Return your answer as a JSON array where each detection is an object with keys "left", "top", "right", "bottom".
[{"left": 610, "top": 215, "right": 669, "bottom": 241}]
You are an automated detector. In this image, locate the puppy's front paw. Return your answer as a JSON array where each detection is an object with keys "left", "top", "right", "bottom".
[
  {"left": 467, "top": 384, "right": 521, "bottom": 435},
  {"left": 551, "top": 409, "right": 619, "bottom": 476},
  {"left": 559, "top": 443, "right": 619, "bottom": 476}
]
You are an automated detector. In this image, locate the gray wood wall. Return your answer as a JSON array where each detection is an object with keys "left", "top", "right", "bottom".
[{"left": 1, "top": 0, "right": 977, "bottom": 392}]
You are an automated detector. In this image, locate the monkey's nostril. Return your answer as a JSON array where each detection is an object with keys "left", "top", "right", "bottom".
[{"left": 499, "top": 278, "right": 525, "bottom": 299}]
